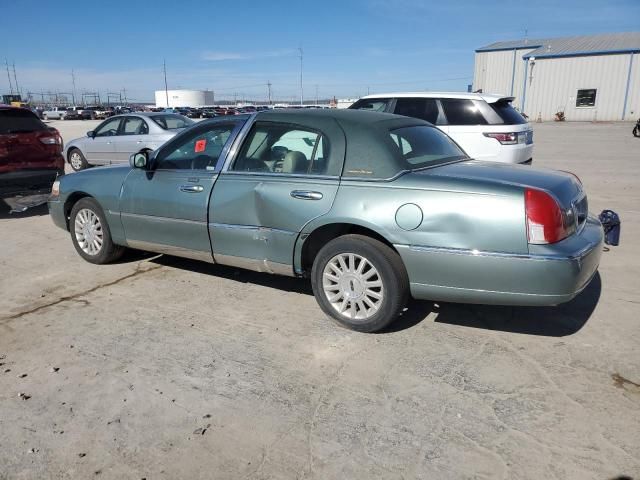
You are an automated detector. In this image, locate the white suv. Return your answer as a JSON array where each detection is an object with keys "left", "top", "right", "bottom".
[{"left": 349, "top": 92, "right": 533, "bottom": 165}]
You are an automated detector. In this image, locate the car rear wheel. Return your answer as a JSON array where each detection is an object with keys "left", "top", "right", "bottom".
[
  {"left": 311, "top": 234, "right": 409, "bottom": 332},
  {"left": 69, "top": 148, "right": 88, "bottom": 171},
  {"left": 70, "top": 198, "right": 125, "bottom": 264}
]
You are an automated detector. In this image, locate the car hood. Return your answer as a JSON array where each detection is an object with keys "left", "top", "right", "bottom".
[{"left": 425, "top": 159, "right": 583, "bottom": 207}]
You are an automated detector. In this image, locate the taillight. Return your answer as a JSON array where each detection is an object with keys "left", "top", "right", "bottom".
[
  {"left": 483, "top": 132, "right": 525, "bottom": 145},
  {"left": 525, "top": 188, "right": 575, "bottom": 244}
]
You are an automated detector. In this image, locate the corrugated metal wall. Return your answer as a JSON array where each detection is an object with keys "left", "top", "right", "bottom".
[{"left": 473, "top": 51, "right": 638, "bottom": 121}]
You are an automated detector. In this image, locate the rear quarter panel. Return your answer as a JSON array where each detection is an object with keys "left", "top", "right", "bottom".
[{"left": 301, "top": 169, "right": 527, "bottom": 254}]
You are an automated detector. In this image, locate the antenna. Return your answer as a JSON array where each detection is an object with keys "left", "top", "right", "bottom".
[{"left": 267, "top": 81, "right": 272, "bottom": 105}]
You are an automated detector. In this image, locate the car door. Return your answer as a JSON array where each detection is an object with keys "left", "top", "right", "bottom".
[
  {"left": 119, "top": 120, "right": 242, "bottom": 261},
  {"left": 209, "top": 118, "right": 346, "bottom": 275},
  {"left": 84, "top": 117, "right": 122, "bottom": 164},
  {"left": 114, "top": 116, "right": 149, "bottom": 163}
]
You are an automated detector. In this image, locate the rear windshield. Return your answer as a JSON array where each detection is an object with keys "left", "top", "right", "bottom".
[
  {"left": 0, "top": 109, "right": 46, "bottom": 134},
  {"left": 489, "top": 100, "right": 527, "bottom": 125},
  {"left": 349, "top": 98, "right": 392, "bottom": 113},
  {"left": 150, "top": 114, "right": 194, "bottom": 130},
  {"left": 388, "top": 126, "right": 466, "bottom": 169}
]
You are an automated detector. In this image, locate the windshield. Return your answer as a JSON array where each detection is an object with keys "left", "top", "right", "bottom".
[
  {"left": 151, "top": 114, "right": 194, "bottom": 130},
  {"left": 388, "top": 126, "right": 467, "bottom": 169},
  {"left": 0, "top": 109, "right": 47, "bottom": 134}
]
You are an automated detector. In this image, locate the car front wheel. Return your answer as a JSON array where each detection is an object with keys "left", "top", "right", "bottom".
[
  {"left": 70, "top": 198, "right": 125, "bottom": 264},
  {"left": 311, "top": 234, "right": 409, "bottom": 332}
]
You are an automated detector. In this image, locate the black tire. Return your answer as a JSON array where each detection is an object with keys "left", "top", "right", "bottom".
[
  {"left": 68, "top": 148, "right": 88, "bottom": 171},
  {"left": 311, "top": 234, "right": 409, "bottom": 333},
  {"left": 69, "top": 197, "right": 125, "bottom": 264},
  {"left": 633, "top": 126, "right": 640, "bottom": 138}
]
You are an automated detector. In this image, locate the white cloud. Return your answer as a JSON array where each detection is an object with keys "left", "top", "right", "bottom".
[{"left": 201, "top": 48, "right": 298, "bottom": 61}]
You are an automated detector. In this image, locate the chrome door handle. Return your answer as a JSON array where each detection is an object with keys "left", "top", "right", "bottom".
[
  {"left": 180, "top": 185, "right": 204, "bottom": 193},
  {"left": 290, "top": 190, "right": 323, "bottom": 200}
]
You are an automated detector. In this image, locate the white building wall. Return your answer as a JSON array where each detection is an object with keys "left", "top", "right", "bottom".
[
  {"left": 623, "top": 53, "right": 639, "bottom": 120},
  {"left": 155, "top": 90, "right": 215, "bottom": 108},
  {"left": 473, "top": 48, "right": 536, "bottom": 110},
  {"left": 475, "top": 50, "right": 638, "bottom": 121},
  {"left": 523, "top": 54, "right": 632, "bottom": 121}
]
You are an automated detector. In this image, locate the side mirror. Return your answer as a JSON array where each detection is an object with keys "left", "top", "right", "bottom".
[
  {"left": 87, "top": 131, "right": 95, "bottom": 138},
  {"left": 129, "top": 151, "right": 148, "bottom": 169}
]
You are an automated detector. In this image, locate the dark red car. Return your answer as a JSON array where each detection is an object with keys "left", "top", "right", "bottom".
[{"left": 0, "top": 105, "right": 64, "bottom": 199}]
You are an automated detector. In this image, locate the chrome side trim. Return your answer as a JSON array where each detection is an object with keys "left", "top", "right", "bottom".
[
  {"left": 209, "top": 223, "right": 297, "bottom": 236},
  {"left": 126, "top": 239, "right": 214, "bottom": 263},
  {"left": 119, "top": 211, "right": 205, "bottom": 226},
  {"left": 214, "top": 253, "right": 294, "bottom": 277},
  {"left": 407, "top": 242, "right": 599, "bottom": 262}
]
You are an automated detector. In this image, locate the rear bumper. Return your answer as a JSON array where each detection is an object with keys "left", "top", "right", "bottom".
[
  {"left": 396, "top": 216, "right": 603, "bottom": 306},
  {"left": 0, "top": 168, "right": 64, "bottom": 199}
]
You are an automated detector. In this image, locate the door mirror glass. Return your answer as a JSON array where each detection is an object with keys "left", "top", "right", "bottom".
[
  {"left": 87, "top": 130, "right": 95, "bottom": 138},
  {"left": 130, "top": 152, "right": 148, "bottom": 169}
]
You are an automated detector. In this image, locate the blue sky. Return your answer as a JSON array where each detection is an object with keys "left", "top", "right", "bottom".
[{"left": 1, "top": 0, "right": 639, "bottom": 103}]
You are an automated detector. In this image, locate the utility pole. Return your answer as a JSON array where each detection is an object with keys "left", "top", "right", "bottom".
[
  {"left": 315, "top": 84, "right": 318, "bottom": 105},
  {"left": 163, "top": 58, "right": 169, "bottom": 107},
  {"left": 298, "top": 47, "right": 303, "bottom": 106},
  {"left": 267, "top": 81, "right": 272, "bottom": 105},
  {"left": 5, "top": 59, "right": 14, "bottom": 95},
  {"left": 12, "top": 62, "right": 20, "bottom": 95},
  {"left": 71, "top": 69, "right": 77, "bottom": 105},
  {"left": 122, "top": 88, "right": 127, "bottom": 106}
]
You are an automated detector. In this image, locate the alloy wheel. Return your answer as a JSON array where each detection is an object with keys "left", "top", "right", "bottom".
[
  {"left": 74, "top": 208, "right": 103, "bottom": 255},
  {"left": 322, "top": 253, "right": 384, "bottom": 320}
]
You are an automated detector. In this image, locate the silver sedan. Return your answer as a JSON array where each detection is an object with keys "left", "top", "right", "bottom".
[{"left": 64, "top": 113, "right": 194, "bottom": 171}]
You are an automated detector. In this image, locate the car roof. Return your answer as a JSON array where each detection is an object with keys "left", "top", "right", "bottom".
[
  {"left": 256, "top": 107, "right": 418, "bottom": 126},
  {"left": 359, "top": 91, "right": 513, "bottom": 104}
]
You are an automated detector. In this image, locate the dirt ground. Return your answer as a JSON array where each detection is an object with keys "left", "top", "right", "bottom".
[{"left": 1, "top": 120, "right": 639, "bottom": 479}]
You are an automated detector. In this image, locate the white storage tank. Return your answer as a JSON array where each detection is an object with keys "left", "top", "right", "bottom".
[{"left": 155, "top": 89, "right": 215, "bottom": 108}]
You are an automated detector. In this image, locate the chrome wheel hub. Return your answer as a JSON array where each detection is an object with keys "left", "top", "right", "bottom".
[
  {"left": 74, "top": 208, "right": 103, "bottom": 255},
  {"left": 70, "top": 152, "right": 82, "bottom": 170},
  {"left": 322, "top": 253, "right": 383, "bottom": 320}
]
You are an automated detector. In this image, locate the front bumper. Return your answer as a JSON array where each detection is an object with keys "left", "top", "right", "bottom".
[
  {"left": 48, "top": 198, "right": 67, "bottom": 230},
  {"left": 0, "top": 168, "right": 64, "bottom": 199},
  {"left": 396, "top": 215, "right": 604, "bottom": 306}
]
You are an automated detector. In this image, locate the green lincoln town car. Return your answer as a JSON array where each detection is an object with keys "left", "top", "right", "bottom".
[{"left": 49, "top": 109, "right": 603, "bottom": 332}]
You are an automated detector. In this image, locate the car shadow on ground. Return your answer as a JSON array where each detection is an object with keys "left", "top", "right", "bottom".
[
  {"left": 0, "top": 202, "right": 49, "bottom": 219},
  {"left": 430, "top": 272, "right": 602, "bottom": 337},
  {"left": 150, "top": 255, "right": 601, "bottom": 337}
]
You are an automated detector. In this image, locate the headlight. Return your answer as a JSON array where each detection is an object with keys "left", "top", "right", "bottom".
[{"left": 50, "top": 180, "right": 60, "bottom": 200}]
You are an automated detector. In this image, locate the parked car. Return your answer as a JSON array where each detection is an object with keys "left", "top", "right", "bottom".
[
  {"left": 200, "top": 109, "right": 218, "bottom": 118},
  {"left": 64, "top": 106, "right": 96, "bottom": 120},
  {"left": 350, "top": 92, "right": 533, "bottom": 165},
  {"left": 63, "top": 112, "right": 194, "bottom": 171},
  {"left": 94, "top": 107, "right": 114, "bottom": 119},
  {"left": 43, "top": 106, "right": 68, "bottom": 120},
  {"left": 1, "top": 106, "right": 64, "bottom": 200},
  {"left": 49, "top": 109, "right": 602, "bottom": 332}
]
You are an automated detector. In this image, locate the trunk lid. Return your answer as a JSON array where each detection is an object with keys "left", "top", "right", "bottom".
[{"left": 428, "top": 160, "right": 583, "bottom": 208}]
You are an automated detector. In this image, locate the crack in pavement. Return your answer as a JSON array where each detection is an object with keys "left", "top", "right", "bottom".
[{"left": 0, "top": 262, "right": 163, "bottom": 324}]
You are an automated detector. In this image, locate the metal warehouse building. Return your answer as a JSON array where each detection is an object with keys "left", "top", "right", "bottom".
[
  {"left": 473, "top": 32, "right": 639, "bottom": 121},
  {"left": 154, "top": 89, "right": 215, "bottom": 108}
]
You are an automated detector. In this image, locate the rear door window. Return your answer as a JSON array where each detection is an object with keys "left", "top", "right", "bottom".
[
  {"left": 0, "top": 109, "right": 46, "bottom": 134},
  {"left": 440, "top": 99, "right": 488, "bottom": 125},
  {"left": 394, "top": 98, "right": 442, "bottom": 124}
]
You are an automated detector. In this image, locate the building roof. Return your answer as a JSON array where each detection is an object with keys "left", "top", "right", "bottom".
[{"left": 476, "top": 32, "right": 640, "bottom": 59}]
